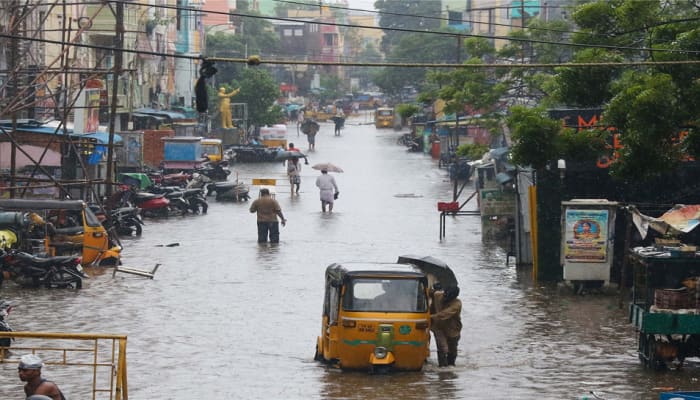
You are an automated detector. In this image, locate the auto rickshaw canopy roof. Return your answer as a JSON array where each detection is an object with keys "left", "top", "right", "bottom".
[
  {"left": 325, "top": 262, "right": 426, "bottom": 282},
  {"left": 0, "top": 198, "right": 86, "bottom": 211}
]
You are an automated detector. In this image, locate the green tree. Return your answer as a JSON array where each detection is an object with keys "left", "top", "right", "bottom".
[
  {"left": 224, "top": 68, "right": 283, "bottom": 129},
  {"left": 561, "top": 0, "right": 700, "bottom": 179},
  {"left": 425, "top": 53, "right": 508, "bottom": 132},
  {"left": 204, "top": 13, "right": 280, "bottom": 85},
  {"left": 318, "top": 74, "right": 345, "bottom": 104},
  {"left": 372, "top": 31, "right": 458, "bottom": 100},
  {"left": 497, "top": 18, "right": 576, "bottom": 107},
  {"left": 374, "top": 0, "right": 441, "bottom": 54}
]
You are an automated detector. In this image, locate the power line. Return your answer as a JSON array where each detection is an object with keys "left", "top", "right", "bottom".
[
  {"left": 273, "top": 0, "right": 605, "bottom": 39},
  {"left": 102, "top": 0, "right": 700, "bottom": 55},
  {"left": 5, "top": 31, "right": 700, "bottom": 70}
]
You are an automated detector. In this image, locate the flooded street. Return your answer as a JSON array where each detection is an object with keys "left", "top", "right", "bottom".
[{"left": 0, "top": 115, "right": 693, "bottom": 399}]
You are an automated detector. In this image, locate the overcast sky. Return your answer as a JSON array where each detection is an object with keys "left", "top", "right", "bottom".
[{"left": 347, "top": 0, "right": 375, "bottom": 11}]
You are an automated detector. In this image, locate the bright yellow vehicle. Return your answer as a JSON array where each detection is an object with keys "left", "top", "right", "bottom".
[
  {"left": 375, "top": 107, "right": 396, "bottom": 129},
  {"left": 0, "top": 199, "right": 121, "bottom": 267},
  {"left": 314, "top": 261, "right": 435, "bottom": 372},
  {"left": 201, "top": 138, "right": 224, "bottom": 163}
]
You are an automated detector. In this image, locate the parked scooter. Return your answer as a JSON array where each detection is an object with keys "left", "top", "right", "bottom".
[
  {"left": 195, "top": 161, "right": 231, "bottom": 182},
  {"left": 107, "top": 185, "right": 171, "bottom": 218},
  {"left": 146, "top": 186, "right": 190, "bottom": 215},
  {"left": 209, "top": 181, "right": 251, "bottom": 202},
  {"left": 158, "top": 171, "right": 191, "bottom": 187},
  {"left": 91, "top": 204, "right": 143, "bottom": 236},
  {"left": 0, "top": 299, "right": 12, "bottom": 348},
  {"left": 110, "top": 206, "right": 144, "bottom": 235},
  {"left": 0, "top": 249, "right": 86, "bottom": 289}
]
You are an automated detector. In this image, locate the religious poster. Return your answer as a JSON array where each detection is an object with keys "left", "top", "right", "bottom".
[
  {"left": 563, "top": 208, "right": 609, "bottom": 263},
  {"left": 73, "top": 88, "right": 101, "bottom": 134}
]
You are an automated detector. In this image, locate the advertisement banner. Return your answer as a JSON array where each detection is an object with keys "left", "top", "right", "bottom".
[{"left": 563, "top": 208, "right": 609, "bottom": 263}]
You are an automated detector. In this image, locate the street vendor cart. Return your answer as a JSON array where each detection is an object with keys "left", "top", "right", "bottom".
[{"left": 628, "top": 246, "right": 700, "bottom": 370}]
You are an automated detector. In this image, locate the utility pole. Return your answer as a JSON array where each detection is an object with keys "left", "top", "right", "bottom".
[{"left": 105, "top": 1, "right": 124, "bottom": 197}]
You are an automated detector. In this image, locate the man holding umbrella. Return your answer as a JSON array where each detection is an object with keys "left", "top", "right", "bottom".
[{"left": 315, "top": 167, "right": 339, "bottom": 213}]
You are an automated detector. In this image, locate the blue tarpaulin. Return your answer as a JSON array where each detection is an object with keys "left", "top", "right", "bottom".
[{"left": 79, "top": 132, "right": 122, "bottom": 165}]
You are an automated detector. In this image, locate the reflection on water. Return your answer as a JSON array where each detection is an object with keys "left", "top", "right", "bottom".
[{"left": 0, "top": 117, "right": 691, "bottom": 399}]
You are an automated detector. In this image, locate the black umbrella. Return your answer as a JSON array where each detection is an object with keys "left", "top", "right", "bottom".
[
  {"left": 274, "top": 150, "right": 306, "bottom": 161},
  {"left": 397, "top": 255, "right": 458, "bottom": 288}
]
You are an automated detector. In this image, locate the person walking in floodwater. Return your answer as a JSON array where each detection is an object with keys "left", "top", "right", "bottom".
[
  {"left": 315, "top": 169, "right": 339, "bottom": 213},
  {"left": 18, "top": 354, "right": 66, "bottom": 400},
  {"left": 430, "top": 286, "right": 462, "bottom": 367},
  {"left": 249, "top": 188, "right": 287, "bottom": 243},
  {"left": 287, "top": 157, "right": 302, "bottom": 195},
  {"left": 301, "top": 119, "right": 320, "bottom": 151}
]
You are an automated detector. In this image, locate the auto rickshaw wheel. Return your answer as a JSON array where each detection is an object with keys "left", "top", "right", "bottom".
[{"left": 313, "top": 344, "right": 323, "bottom": 362}]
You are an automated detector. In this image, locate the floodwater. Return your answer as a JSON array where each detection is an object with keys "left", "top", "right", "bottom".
[{"left": 0, "top": 114, "right": 694, "bottom": 399}]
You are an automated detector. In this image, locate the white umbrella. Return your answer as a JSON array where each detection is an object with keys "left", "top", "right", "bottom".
[{"left": 312, "top": 163, "right": 343, "bottom": 173}]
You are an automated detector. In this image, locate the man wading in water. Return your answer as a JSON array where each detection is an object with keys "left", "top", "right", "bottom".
[{"left": 18, "top": 354, "right": 66, "bottom": 400}]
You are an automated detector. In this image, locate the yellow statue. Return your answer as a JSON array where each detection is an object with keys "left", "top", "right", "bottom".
[{"left": 218, "top": 87, "right": 240, "bottom": 129}]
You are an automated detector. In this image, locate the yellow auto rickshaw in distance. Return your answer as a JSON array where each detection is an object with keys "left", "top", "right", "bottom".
[
  {"left": 375, "top": 107, "right": 396, "bottom": 129},
  {"left": 0, "top": 199, "right": 121, "bottom": 267},
  {"left": 314, "top": 262, "right": 433, "bottom": 372}
]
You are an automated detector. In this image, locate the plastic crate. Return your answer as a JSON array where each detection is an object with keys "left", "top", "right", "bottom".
[
  {"left": 654, "top": 288, "right": 696, "bottom": 309},
  {"left": 437, "top": 201, "right": 459, "bottom": 212},
  {"left": 660, "top": 392, "right": 700, "bottom": 400}
]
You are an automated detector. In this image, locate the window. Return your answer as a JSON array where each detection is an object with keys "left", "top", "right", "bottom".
[
  {"left": 448, "top": 11, "right": 462, "bottom": 26},
  {"left": 294, "top": 29, "right": 303, "bottom": 37},
  {"left": 343, "top": 278, "right": 426, "bottom": 312},
  {"left": 284, "top": 29, "right": 292, "bottom": 37}
]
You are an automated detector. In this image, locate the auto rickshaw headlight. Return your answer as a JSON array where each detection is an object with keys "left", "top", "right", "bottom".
[{"left": 374, "top": 346, "right": 388, "bottom": 359}]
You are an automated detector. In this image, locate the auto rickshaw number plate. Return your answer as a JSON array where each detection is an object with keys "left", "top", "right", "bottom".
[{"left": 357, "top": 323, "right": 375, "bottom": 333}]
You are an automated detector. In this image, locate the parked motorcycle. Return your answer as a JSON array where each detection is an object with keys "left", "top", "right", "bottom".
[
  {"left": 195, "top": 161, "right": 231, "bottom": 182},
  {"left": 111, "top": 206, "right": 144, "bottom": 235},
  {"left": 208, "top": 181, "right": 251, "bottom": 202},
  {"left": 107, "top": 185, "right": 171, "bottom": 218},
  {"left": 0, "top": 249, "right": 86, "bottom": 289},
  {"left": 89, "top": 204, "right": 143, "bottom": 237},
  {"left": 159, "top": 171, "right": 191, "bottom": 187},
  {"left": 146, "top": 186, "right": 190, "bottom": 215},
  {"left": 0, "top": 299, "right": 12, "bottom": 348}
]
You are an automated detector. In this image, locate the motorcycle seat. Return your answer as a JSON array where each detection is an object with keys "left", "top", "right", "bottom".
[
  {"left": 14, "top": 251, "right": 78, "bottom": 266},
  {"left": 165, "top": 191, "right": 184, "bottom": 199},
  {"left": 135, "top": 192, "right": 163, "bottom": 200},
  {"left": 184, "top": 188, "right": 203, "bottom": 196}
]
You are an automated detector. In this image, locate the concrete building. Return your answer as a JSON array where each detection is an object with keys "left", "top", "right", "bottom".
[{"left": 468, "top": 0, "right": 572, "bottom": 49}]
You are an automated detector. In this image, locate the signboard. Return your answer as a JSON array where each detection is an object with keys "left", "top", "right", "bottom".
[
  {"left": 73, "top": 88, "right": 101, "bottom": 134},
  {"left": 252, "top": 178, "right": 276, "bottom": 186},
  {"left": 563, "top": 208, "right": 609, "bottom": 263}
]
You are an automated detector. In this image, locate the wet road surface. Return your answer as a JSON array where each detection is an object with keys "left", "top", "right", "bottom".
[{"left": 0, "top": 114, "right": 693, "bottom": 399}]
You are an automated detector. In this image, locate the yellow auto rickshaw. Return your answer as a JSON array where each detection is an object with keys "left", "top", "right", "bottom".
[
  {"left": 0, "top": 199, "right": 121, "bottom": 267},
  {"left": 314, "top": 261, "right": 434, "bottom": 372},
  {"left": 375, "top": 107, "right": 396, "bottom": 129}
]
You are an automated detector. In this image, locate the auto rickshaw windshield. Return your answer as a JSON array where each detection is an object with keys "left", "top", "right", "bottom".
[{"left": 343, "top": 278, "right": 427, "bottom": 313}]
